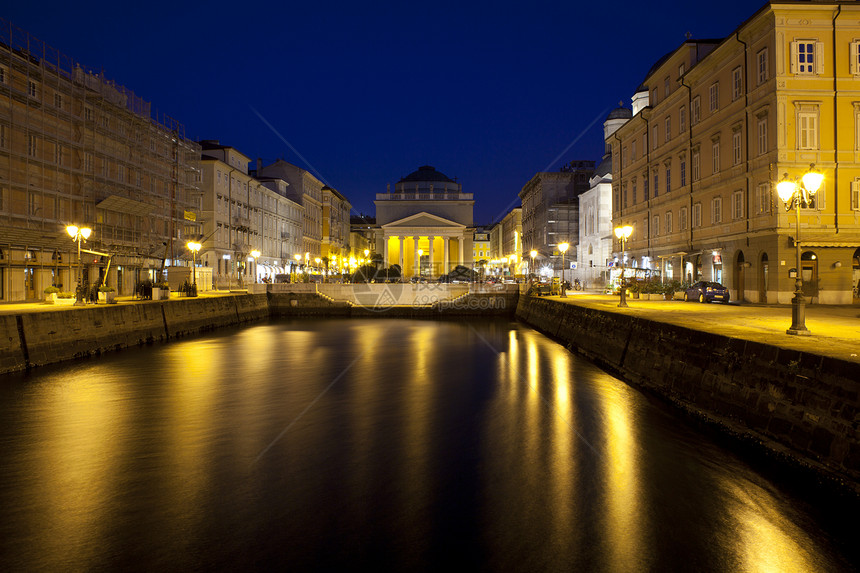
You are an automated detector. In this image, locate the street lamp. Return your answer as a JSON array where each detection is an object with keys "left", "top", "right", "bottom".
[
  {"left": 66, "top": 224, "right": 92, "bottom": 305},
  {"left": 187, "top": 241, "right": 201, "bottom": 293},
  {"left": 777, "top": 163, "right": 823, "bottom": 336},
  {"left": 530, "top": 249, "right": 537, "bottom": 278},
  {"left": 614, "top": 225, "right": 633, "bottom": 308},
  {"left": 250, "top": 250, "right": 261, "bottom": 283},
  {"left": 558, "top": 242, "right": 569, "bottom": 298}
]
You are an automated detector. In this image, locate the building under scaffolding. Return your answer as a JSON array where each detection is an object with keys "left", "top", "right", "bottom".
[{"left": 0, "top": 19, "right": 201, "bottom": 301}]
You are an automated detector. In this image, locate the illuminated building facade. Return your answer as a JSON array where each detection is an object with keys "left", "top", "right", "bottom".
[
  {"left": 0, "top": 19, "right": 201, "bottom": 300},
  {"left": 611, "top": 2, "right": 860, "bottom": 304}
]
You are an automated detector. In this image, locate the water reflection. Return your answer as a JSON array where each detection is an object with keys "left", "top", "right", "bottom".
[{"left": 0, "top": 318, "right": 854, "bottom": 571}]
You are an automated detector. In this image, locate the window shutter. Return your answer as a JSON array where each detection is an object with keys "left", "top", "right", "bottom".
[
  {"left": 851, "top": 180, "right": 859, "bottom": 210},
  {"left": 790, "top": 41, "right": 798, "bottom": 74},
  {"left": 851, "top": 42, "right": 859, "bottom": 75},
  {"left": 815, "top": 42, "right": 825, "bottom": 74}
]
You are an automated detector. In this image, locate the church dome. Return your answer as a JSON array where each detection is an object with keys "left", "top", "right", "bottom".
[
  {"left": 606, "top": 107, "right": 632, "bottom": 121},
  {"left": 399, "top": 165, "right": 456, "bottom": 184}
]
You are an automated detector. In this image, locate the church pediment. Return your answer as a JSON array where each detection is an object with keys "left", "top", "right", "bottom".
[{"left": 382, "top": 211, "right": 465, "bottom": 229}]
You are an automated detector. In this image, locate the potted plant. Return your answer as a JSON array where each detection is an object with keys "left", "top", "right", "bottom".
[
  {"left": 44, "top": 285, "right": 60, "bottom": 303},
  {"left": 98, "top": 285, "right": 116, "bottom": 304},
  {"left": 55, "top": 291, "right": 76, "bottom": 306},
  {"left": 152, "top": 282, "right": 170, "bottom": 300}
]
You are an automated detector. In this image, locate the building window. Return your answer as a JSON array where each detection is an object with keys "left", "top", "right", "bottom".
[
  {"left": 653, "top": 171, "right": 659, "bottom": 198},
  {"left": 665, "top": 164, "right": 671, "bottom": 194},
  {"left": 709, "top": 82, "right": 719, "bottom": 112},
  {"left": 84, "top": 153, "right": 93, "bottom": 172},
  {"left": 666, "top": 212, "right": 673, "bottom": 234},
  {"left": 755, "top": 183, "right": 772, "bottom": 214},
  {"left": 27, "top": 134, "right": 37, "bottom": 157},
  {"left": 791, "top": 40, "right": 821, "bottom": 75},
  {"left": 692, "top": 96, "right": 700, "bottom": 123},
  {"left": 712, "top": 139, "right": 720, "bottom": 174},
  {"left": 652, "top": 215, "right": 660, "bottom": 237},
  {"left": 732, "top": 129, "right": 742, "bottom": 165},
  {"left": 631, "top": 140, "right": 637, "bottom": 160},
  {"left": 665, "top": 116, "right": 671, "bottom": 141},
  {"left": 664, "top": 77, "right": 670, "bottom": 97},
  {"left": 28, "top": 80, "right": 38, "bottom": 98},
  {"left": 798, "top": 108, "right": 818, "bottom": 150},
  {"left": 692, "top": 149, "right": 700, "bottom": 181},
  {"left": 679, "top": 63, "right": 685, "bottom": 76},
  {"left": 732, "top": 190, "right": 744, "bottom": 219},
  {"left": 652, "top": 126, "right": 659, "bottom": 150},
  {"left": 757, "top": 48, "right": 769, "bottom": 84},
  {"left": 54, "top": 93, "right": 62, "bottom": 109},
  {"left": 0, "top": 124, "right": 5, "bottom": 148},
  {"left": 732, "top": 67, "right": 742, "bottom": 100},
  {"left": 692, "top": 203, "right": 701, "bottom": 227},
  {"left": 851, "top": 179, "right": 860, "bottom": 210},
  {"left": 632, "top": 178, "right": 637, "bottom": 204},
  {"left": 85, "top": 107, "right": 93, "bottom": 121},
  {"left": 623, "top": 182, "right": 628, "bottom": 208},
  {"left": 622, "top": 146, "right": 628, "bottom": 168},
  {"left": 680, "top": 206, "right": 688, "bottom": 230},
  {"left": 643, "top": 171, "right": 649, "bottom": 200},
  {"left": 679, "top": 106, "right": 686, "bottom": 133},
  {"left": 680, "top": 156, "right": 687, "bottom": 186},
  {"left": 54, "top": 143, "right": 62, "bottom": 165},
  {"left": 711, "top": 197, "right": 722, "bottom": 224},
  {"left": 0, "top": 65, "right": 6, "bottom": 84},
  {"left": 757, "top": 116, "right": 768, "bottom": 155},
  {"left": 117, "top": 164, "right": 125, "bottom": 182}
]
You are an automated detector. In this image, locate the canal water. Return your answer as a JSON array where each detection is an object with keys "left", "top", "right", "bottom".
[{"left": 0, "top": 318, "right": 856, "bottom": 571}]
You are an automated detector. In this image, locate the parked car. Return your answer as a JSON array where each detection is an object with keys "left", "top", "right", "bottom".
[{"left": 684, "top": 281, "right": 730, "bottom": 303}]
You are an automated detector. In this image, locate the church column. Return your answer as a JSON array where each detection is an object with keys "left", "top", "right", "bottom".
[
  {"left": 458, "top": 235, "right": 464, "bottom": 269},
  {"left": 383, "top": 235, "right": 389, "bottom": 269},
  {"left": 428, "top": 236, "right": 435, "bottom": 278},
  {"left": 413, "top": 236, "right": 420, "bottom": 277},
  {"left": 443, "top": 236, "right": 450, "bottom": 273},
  {"left": 398, "top": 236, "right": 405, "bottom": 271}
]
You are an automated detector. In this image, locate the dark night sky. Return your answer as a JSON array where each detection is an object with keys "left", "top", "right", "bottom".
[{"left": 6, "top": 0, "right": 762, "bottom": 224}]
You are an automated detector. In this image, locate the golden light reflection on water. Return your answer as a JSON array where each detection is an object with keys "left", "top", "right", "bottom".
[
  {"left": 727, "top": 481, "right": 820, "bottom": 573},
  {"left": 30, "top": 371, "right": 128, "bottom": 567},
  {"left": 600, "top": 382, "right": 648, "bottom": 571},
  {"left": 548, "top": 349, "right": 576, "bottom": 550}
]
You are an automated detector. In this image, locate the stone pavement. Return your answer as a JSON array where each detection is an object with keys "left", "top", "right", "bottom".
[{"left": 547, "top": 290, "right": 860, "bottom": 364}]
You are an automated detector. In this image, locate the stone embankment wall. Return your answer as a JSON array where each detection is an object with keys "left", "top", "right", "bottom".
[
  {"left": 1, "top": 295, "right": 268, "bottom": 375},
  {"left": 516, "top": 295, "right": 860, "bottom": 486}
]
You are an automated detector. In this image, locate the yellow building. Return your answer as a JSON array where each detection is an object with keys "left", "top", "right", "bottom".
[
  {"left": 0, "top": 19, "right": 200, "bottom": 300},
  {"left": 321, "top": 185, "right": 351, "bottom": 264},
  {"left": 611, "top": 1, "right": 860, "bottom": 304}
]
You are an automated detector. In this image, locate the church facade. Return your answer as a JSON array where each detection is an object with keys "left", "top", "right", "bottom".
[{"left": 374, "top": 166, "right": 474, "bottom": 278}]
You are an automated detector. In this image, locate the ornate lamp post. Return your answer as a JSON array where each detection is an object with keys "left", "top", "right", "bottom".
[
  {"left": 558, "top": 242, "right": 569, "bottom": 298},
  {"left": 187, "top": 241, "right": 201, "bottom": 293},
  {"left": 66, "top": 225, "right": 92, "bottom": 305},
  {"left": 250, "top": 250, "right": 261, "bottom": 283},
  {"left": 777, "top": 163, "right": 823, "bottom": 336},
  {"left": 614, "top": 225, "right": 633, "bottom": 308}
]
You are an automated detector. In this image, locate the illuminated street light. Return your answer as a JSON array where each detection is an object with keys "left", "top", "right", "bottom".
[
  {"left": 187, "top": 241, "right": 201, "bottom": 293},
  {"left": 66, "top": 224, "right": 92, "bottom": 305},
  {"left": 614, "top": 225, "right": 633, "bottom": 308},
  {"left": 558, "top": 242, "right": 569, "bottom": 298},
  {"left": 530, "top": 249, "right": 537, "bottom": 277},
  {"left": 777, "top": 163, "right": 823, "bottom": 335},
  {"left": 250, "top": 250, "right": 261, "bottom": 283}
]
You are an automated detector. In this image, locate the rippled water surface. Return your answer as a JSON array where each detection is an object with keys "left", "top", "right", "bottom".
[{"left": 0, "top": 318, "right": 856, "bottom": 571}]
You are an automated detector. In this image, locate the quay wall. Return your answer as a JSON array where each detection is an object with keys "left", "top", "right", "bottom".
[
  {"left": 515, "top": 295, "right": 860, "bottom": 485},
  {"left": 2, "top": 294, "right": 268, "bottom": 373}
]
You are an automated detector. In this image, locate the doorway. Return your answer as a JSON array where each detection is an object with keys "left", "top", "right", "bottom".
[
  {"left": 800, "top": 251, "right": 818, "bottom": 301},
  {"left": 759, "top": 253, "right": 769, "bottom": 303},
  {"left": 735, "top": 251, "right": 745, "bottom": 302}
]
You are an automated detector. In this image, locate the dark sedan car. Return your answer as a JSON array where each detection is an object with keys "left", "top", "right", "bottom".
[{"left": 684, "top": 281, "right": 730, "bottom": 303}]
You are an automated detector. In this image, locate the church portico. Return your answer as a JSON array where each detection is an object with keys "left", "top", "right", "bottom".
[{"left": 382, "top": 222, "right": 469, "bottom": 278}]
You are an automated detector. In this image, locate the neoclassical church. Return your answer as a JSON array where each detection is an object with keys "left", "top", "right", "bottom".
[{"left": 374, "top": 166, "right": 475, "bottom": 278}]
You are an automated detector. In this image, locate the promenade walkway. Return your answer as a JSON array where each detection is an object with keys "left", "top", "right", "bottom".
[{"left": 544, "top": 290, "right": 860, "bottom": 364}]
